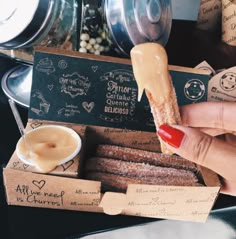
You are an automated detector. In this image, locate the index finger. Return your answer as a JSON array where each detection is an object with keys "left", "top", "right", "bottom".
[{"left": 180, "top": 102, "right": 236, "bottom": 132}]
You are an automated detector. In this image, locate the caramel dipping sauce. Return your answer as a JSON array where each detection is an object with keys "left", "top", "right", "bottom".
[
  {"left": 16, "top": 125, "right": 82, "bottom": 173},
  {"left": 130, "top": 42, "right": 171, "bottom": 105}
]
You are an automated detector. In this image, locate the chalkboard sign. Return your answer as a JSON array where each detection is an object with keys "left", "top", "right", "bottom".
[{"left": 29, "top": 48, "right": 210, "bottom": 132}]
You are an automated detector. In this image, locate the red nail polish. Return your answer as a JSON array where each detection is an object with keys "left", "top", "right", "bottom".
[{"left": 157, "top": 124, "right": 185, "bottom": 148}]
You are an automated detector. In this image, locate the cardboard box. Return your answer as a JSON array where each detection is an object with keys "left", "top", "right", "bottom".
[
  {"left": 3, "top": 48, "right": 221, "bottom": 222},
  {"left": 6, "top": 122, "right": 87, "bottom": 178}
]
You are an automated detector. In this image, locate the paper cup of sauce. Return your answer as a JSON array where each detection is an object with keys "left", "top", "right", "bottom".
[{"left": 16, "top": 125, "right": 82, "bottom": 173}]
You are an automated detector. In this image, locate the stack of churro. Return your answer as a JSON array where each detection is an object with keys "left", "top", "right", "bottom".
[
  {"left": 130, "top": 43, "right": 181, "bottom": 154},
  {"left": 84, "top": 144, "right": 202, "bottom": 192}
]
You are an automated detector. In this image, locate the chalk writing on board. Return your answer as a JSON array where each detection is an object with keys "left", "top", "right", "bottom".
[
  {"left": 99, "top": 114, "right": 123, "bottom": 123},
  {"left": 48, "top": 84, "right": 54, "bottom": 91},
  {"left": 100, "top": 69, "right": 133, "bottom": 83},
  {"left": 31, "top": 90, "right": 50, "bottom": 116},
  {"left": 58, "top": 60, "right": 68, "bottom": 70},
  {"left": 58, "top": 103, "right": 81, "bottom": 118},
  {"left": 36, "top": 58, "right": 55, "bottom": 75},
  {"left": 184, "top": 79, "right": 206, "bottom": 101},
  {"left": 30, "top": 50, "right": 210, "bottom": 132},
  {"left": 99, "top": 69, "right": 138, "bottom": 123},
  {"left": 59, "top": 72, "right": 91, "bottom": 98},
  {"left": 91, "top": 65, "right": 98, "bottom": 72},
  {"left": 82, "top": 101, "right": 95, "bottom": 113}
]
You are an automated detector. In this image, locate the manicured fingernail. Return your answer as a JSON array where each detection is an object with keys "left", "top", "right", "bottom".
[{"left": 157, "top": 124, "right": 185, "bottom": 148}]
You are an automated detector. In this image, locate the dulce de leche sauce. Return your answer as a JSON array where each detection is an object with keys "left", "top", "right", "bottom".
[
  {"left": 130, "top": 43, "right": 171, "bottom": 105},
  {"left": 16, "top": 126, "right": 81, "bottom": 173}
]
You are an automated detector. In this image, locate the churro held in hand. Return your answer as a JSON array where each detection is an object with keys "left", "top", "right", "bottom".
[{"left": 130, "top": 43, "right": 181, "bottom": 154}]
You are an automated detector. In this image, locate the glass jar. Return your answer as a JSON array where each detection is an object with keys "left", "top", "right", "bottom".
[
  {"left": 79, "top": 0, "right": 172, "bottom": 57},
  {"left": 79, "top": 0, "right": 113, "bottom": 56},
  {"left": 0, "top": 0, "right": 78, "bottom": 63},
  {"left": 0, "top": 0, "right": 172, "bottom": 61}
]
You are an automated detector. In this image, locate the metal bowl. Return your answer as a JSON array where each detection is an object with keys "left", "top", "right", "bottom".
[
  {"left": 0, "top": 0, "right": 55, "bottom": 49},
  {"left": 104, "top": 0, "right": 172, "bottom": 56},
  {"left": 1, "top": 63, "right": 32, "bottom": 108}
]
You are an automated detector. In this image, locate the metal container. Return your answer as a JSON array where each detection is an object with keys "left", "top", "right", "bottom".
[
  {"left": 103, "top": 0, "right": 172, "bottom": 56},
  {"left": 0, "top": 0, "right": 172, "bottom": 60},
  {"left": 1, "top": 63, "right": 32, "bottom": 108},
  {"left": 104, "top": 0, "right": 172, "bottom": 55},
  {"left": 79, "top": 0, "right": 172, "bottom": 57},
  {"left": 0, "top": 0, "right": 78, "bottom": 63}
]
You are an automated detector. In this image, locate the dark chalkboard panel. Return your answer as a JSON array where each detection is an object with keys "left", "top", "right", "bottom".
[{"left": 29, "top": 48, "right": 210, "bottom": 132}]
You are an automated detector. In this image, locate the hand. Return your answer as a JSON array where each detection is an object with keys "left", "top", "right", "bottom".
[{"left": 157, "top": 102, "right": 236, "bottom": 196}]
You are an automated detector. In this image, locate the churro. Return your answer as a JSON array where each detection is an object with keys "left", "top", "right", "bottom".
[
  {"left": 131, "top": 43, "right": 181, "bottom": 154},
  {"left": 95, "top": 144, "right": 198, "bottom": 172},
  {"left": 85, "top": 157, "right": 198, "bottom": 181}
]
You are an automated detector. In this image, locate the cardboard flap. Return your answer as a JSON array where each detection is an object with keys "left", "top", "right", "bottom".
[
  {"left": 29, "top": 47, "right": 210, "bottom": 132},
  {"left": 3, "top": 168, "right": 102, "bottom": 212},
  {"left": 123, "top": 184, "right": 220, "bottom": 222},
  {"left": 99, "top": 183, "right": 220, "bottom": 222},
  {"left": 99, "top": 192, "right": 126, "bottom": 215},
  {"left": 208, "top": 66, "right": 236, "bottom": 102}
]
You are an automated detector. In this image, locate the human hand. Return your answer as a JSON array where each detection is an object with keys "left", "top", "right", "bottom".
[{"left": 157, "top": 102, "right": 236, "bottom": 196}]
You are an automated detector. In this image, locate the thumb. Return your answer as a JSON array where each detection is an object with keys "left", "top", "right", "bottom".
[{"left": 157, "top": 124, "right": 236, "bottom": 181}]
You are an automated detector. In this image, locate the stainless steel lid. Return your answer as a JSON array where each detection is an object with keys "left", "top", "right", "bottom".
[
  {"left": 0, "top": 0, "right": 55, "bottom": 49},
  {"left": 104, "top": 0, "right": 172, "bottom": 56},
  {"left": 1, "top": 64, "right": 32, "bottom": 108}
]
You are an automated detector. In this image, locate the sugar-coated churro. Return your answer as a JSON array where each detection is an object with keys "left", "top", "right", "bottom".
[
  {"left": 131, "top": 43, "right": 181, "bottom": 154},
  {"left": 84, "top": 143, "right": 203, "bottom": 192},
  {"left": 85, "top": 157, "right": 198, "bottom": 181},
  {"left": 95, "top": 144, "right": 198, "bottom": 172}
]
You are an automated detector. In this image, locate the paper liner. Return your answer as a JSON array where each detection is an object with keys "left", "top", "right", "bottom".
[
  {"left": 196, "top": 0, "right": 222, "bottom": 31},
  {"left": 208, "top": 66, "right": 236, "bottom": 101},
  {"left": 222, "top": 0, "right": 236, "bottom": 46}
]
